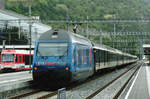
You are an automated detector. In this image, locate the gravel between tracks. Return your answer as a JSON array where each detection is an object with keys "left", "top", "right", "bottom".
[
  {"left": 49, "top": 62, "right": 140, "bottom": 99},
  {"left": 93, "top": 66, "right": 137, "bottom": 99}
]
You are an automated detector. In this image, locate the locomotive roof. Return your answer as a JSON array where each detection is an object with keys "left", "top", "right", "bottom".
[
  {"left": 39, "top": 29, "right": 92, "bottom": 45},
  {"left": 93, "top": 45, "right": 137, "bottom": 58},
  {"left": 93, "top": 44, "right": 122, "bottom": 54}
]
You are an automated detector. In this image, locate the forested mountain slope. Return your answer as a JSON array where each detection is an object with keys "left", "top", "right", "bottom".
[{"left": 6, "top": 0, "right": 150, "bottom": 32}]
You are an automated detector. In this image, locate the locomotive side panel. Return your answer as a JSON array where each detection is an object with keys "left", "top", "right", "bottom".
[{"left": 71, "top": 43, "right": 94, "bottom": 80}]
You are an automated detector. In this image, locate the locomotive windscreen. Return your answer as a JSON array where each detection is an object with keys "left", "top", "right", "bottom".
[
  {"left": 2, "top": 54, "right": 14, "bottom": 62},
  {"left": 37, "top": 42, "right": 68, "bottom": 56}
]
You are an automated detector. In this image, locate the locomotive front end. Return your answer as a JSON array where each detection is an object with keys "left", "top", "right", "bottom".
[{"left": 32, "top": 40, "right": 72, "bottom": 83}]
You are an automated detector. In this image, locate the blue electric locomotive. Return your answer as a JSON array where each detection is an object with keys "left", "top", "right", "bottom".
[{"left": 32, "top": 29, "right": 94, "bottom": 83}]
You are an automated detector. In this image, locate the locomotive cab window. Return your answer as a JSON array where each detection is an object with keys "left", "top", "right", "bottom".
[{"left": 37, "top": 42, "right": 68, "bottom": 56}]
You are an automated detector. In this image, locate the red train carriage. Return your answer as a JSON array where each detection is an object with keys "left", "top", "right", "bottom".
[
  {"left": 0, "top": 49, "right": 33, "bottom": 71},
  {"left": 0, "top": 52, "right": 1, "bottom": 64}
]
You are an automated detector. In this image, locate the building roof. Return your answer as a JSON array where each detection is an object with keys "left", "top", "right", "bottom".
[
  {"left": 0, "top": 9, "right": 52, "bottom": 45},
  {"left": 143, "top": 44, "right": 150, "bottom": 48}
]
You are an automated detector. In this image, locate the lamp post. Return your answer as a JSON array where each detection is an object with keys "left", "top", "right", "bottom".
[
  {"left": 86, "top": 16, "right": 89, "bottom": 39},
  {"left": 29, "top": 22, "right": 32, "bottom": 73},
  {"left": 28, "top": 0, "right": 32, "bottom": 73}
]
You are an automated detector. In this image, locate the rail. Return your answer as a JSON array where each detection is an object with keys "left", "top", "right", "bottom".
[
  {"left": 8, "top": 62, "right": 140, "bottom": 99},
  {"left": 85, "top": 62, "right": 142, "bottom": 99},
  {"left": 9, "top": 89, "right": 42, "bottom": 99}
]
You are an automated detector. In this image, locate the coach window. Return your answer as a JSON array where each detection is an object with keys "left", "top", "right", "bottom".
[
  {"left": 73, "top": 48, "right": 76, "bottom": 65},
  {"left": 75, "top": 47, "right": 78, "bottom": 66},
  {"left": 78, "top": 49, "right": 82, "bottom": 65},
  {"left": 19, "top": 56, "right": 21, "bottom": 62},
  {"left": 82, "top": 49, "right": 86, "bottom": 65},
  {"left": 23, "top": 55, "right": 25, "bottom": 62},
  {"left": 104, "top": 51, "right": 107, "bottom": 66},
  {"left": 86, "top": 49, "right": 89, "bottom": 64},
  {"left": 15, "top": 55, "right": 18, "bottom": 62}
]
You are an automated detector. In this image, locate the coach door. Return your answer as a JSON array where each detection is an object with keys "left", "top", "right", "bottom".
[{"left": 17, "top": 55, "right": 22, "bottom": 64}]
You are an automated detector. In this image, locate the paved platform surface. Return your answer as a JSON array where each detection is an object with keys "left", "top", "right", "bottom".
[
  {"left": 0, "top": 71, "right": 33, "bottom": 98},
  {"left": 0, "top": 71, "right": 32, "bottom": 84},
  {"left": 125, "top": 63, "right": 150, "bottom": 99}
]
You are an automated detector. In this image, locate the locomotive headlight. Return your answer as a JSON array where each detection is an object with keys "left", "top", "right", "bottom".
[
  {"left": 94, "top": 50, "right": 96, "bottom": 53},
  {"left": 34, "top": 67, "right": 38, "bottom": 70},
  {"left": 65, "top": 67, "right": 69, "bottom": 71}
]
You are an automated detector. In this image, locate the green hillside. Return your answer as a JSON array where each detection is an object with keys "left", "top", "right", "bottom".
[
  {"left": 5, "top": 0, "right": 150, "bottom": 31},
  {"left": 5, "top": 0, "right": 150, "bottom": 56}
]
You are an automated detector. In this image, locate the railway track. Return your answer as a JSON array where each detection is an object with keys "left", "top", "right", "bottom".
[
  {"left": 85, "top": 62, "right": 142, "bottom": 99},
  {"left": 8, "top": 89, "right": 57, "bottom": 99},
  {"left": 8, "top": 62, "right": 141, "bottom": 99}
]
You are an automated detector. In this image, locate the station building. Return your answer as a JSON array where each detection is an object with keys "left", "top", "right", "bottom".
[{"left": 0, "top": 9, "right": 52, "bottom": 52}]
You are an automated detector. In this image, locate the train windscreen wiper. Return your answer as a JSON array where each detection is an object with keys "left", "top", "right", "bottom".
[
  {"left": 59, "top": 49, "right": 68, "bottom": 60},
  {"left": 37, "top": 50, "right": 41, "bottom": 56}
]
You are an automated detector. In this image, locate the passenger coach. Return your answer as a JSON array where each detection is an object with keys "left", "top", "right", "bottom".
[
  {"left": 0, "top": 49, "right": 33, "bottom": 71},
  {"left": 93, "top": 45, "right": 137, "bottom": 71}
]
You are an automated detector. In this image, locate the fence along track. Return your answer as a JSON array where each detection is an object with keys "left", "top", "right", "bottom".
[{"left": 85, "top": 62, "right": 141, "bottom": 99}]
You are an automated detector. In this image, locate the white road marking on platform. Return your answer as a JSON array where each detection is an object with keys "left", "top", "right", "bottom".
[
  {"left": 146, "top": 66, "right": 150, "bottom": 97},
  {"left": 124, "top": 66, "right": 142, "bottom": 99},
  {"left": 0, "top": 77, "right": 32, "bottom": 84}
]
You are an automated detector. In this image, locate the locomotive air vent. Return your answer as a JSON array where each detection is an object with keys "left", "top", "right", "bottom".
[{"left": 52, "top": 30, "right": 58, "bottom": 38}]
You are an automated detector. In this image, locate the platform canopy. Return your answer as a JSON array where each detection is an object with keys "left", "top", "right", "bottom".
[
  {"left": 143, "top": 44, "right": 150, "bottom": 55},
  {"left": 0, "top": 9, "right": 52, "bottom": 45}
]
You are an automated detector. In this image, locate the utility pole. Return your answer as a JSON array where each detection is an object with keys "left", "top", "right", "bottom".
[
  {"left": 86, "top": 16, "right": 89, "bottom": 39},
  {"left": 29, "top": 23, "right": 32, "bottom": 72},
  {"left": 99, "top": 30, "right": 102, "bottom": 45},
  {"left": 67, "top": 15, "right": 69, "bottom": 31},
  {"left": 28, "top": 0, "right": 32, "bottom": 73},
  {"left": 29, "top": 0, "right": 31, "bottom": 17},
  {"left": 113, "top": 24, "right": 116, "bottom": 48},
  {"left": 18, "top": 19, "right": 21, "bottom": 39},
  {"left": 114, "top": 24, "right": 116, "bottom": 33},
  {"left": 2, "top": 40, "right": 6, "bottom": 49},
  {"left": 34, "top": 28, "right": 38, "bottom": 40},
  {"left": 66, "top": 9, "right": 69, "bottom": 31},
  {"left": 0, "top": 0, "right": 5, "bottom": 9}
]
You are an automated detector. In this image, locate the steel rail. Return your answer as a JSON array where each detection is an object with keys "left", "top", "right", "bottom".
[
  {"left": 85, "top": 62, "right": 141, "bottom": 99},
  {"left": 8, "top": 89, "right": 42, "bottom": 99},
  {"left": 37, "top": 91, "right": 57, "bottom": 99},
  {"left": 8, "top": 62, "right": 139, "bottom": 99},
  {"left": 37, "top": 62, "right": 138, "bottom": 99}
]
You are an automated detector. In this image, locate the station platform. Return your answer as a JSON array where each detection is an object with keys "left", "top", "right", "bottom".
[
  {"left": 0, "top": 71, "right": 32, "bottom": 95},
  {"left": 0, "top": 71, "right": 32, "bottom": 84},
  {"left": 124, "top": 62, "right": 150, "bottom": 99}
]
